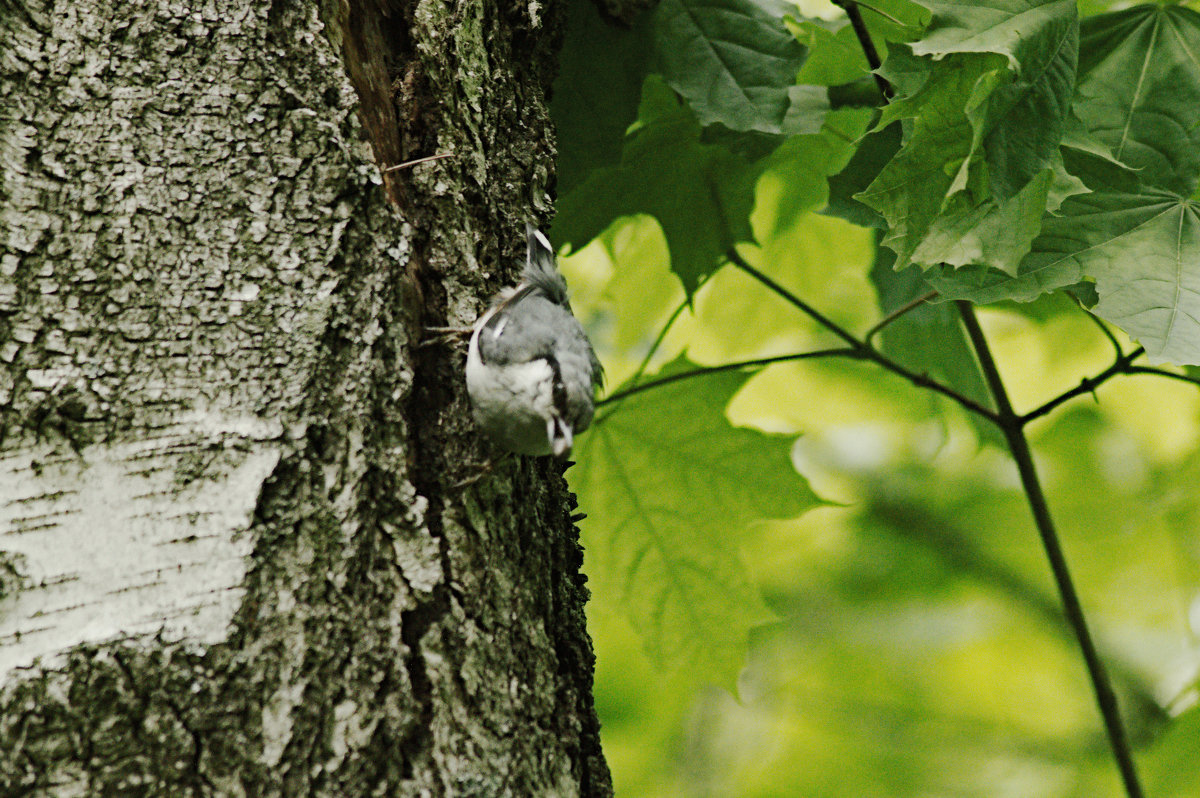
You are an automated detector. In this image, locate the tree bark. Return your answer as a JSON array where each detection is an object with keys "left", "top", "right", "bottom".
[{"left": 0, "top": 0, "right": 611, "bottom": 795}]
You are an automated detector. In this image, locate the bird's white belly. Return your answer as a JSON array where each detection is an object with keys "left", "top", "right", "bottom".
[{"left": 466, "top": 332, "right": 557, "bottom": 456}]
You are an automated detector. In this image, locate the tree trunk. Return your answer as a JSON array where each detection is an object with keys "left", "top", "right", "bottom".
[{"left": 0, "top": 0, "right": 611, "bottom": 795}]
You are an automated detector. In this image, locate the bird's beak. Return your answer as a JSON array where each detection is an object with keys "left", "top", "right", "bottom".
[{"left": 549, "top": 417, "right": 573, "bottom": 459}]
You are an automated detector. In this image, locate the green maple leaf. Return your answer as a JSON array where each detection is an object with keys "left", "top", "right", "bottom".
[{"left": 572, "top": 357, "right": 824, "bottom": 689}]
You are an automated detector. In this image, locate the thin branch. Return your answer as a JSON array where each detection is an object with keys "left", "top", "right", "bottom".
[
  {"left": 727, "top": 249, "right": 865, "bottom": 349},
  {"left": 729, "top": 250, "right": 998, "bottom": 421},
  {"left": 1125, "top": 365, "right": 1200, "bottom": 387},
  {"left": 831, "top": 0, "right": 893, "bottom": 99},
  {"left": 827, "top": 8, "right": 1146, "bottom": 791},
  {"left": 957, "top": 302, "right": 1146, "bottom": 798},
  {"left": 1021, "top": 347, "right": 1145, "bottom": 425},
  {"left": 866, "top": 290, "right": 938, "bottom": 344},
  {"left": 596, "top": 348, "right": 860, "bottom": 407}
]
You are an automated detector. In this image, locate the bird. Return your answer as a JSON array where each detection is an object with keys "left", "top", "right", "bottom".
[{"left": 464, "top": 224, "right": 603, "bottom": 459}]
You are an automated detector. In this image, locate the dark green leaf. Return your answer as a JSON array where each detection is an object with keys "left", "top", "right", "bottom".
[
  {"left": 857, "top": 54, "right": 1005, "bottom": 268},
  {"left": 859, "top": 1, "right": 1079, "bottom": 275},
  {"left": 911, "top": 0, "right": 1079, "bottom": 200},
  {"left": 876, "top": 41, "right": 934, "bottom": 98},
  {"left": 911, "top": 153, "right": 1088, "bottom": 275},
  {"left": 931, "top": 159, "right": 1200, "bottom": 365},
  {"left": 1076, "top": 5, "right": 1200, "bottom": 195},
  {"left": 921, "top": 151, "right": 1118, "bottom": 304},
  {"left": 780, "top": 85, "right": 831, "bottom": 136},
  {"left": 551, "top": 0, "right": 652, "bottom": 195},
  {"left": 928, "top": 5, "right": 1200, "bottom": 364},
  {"left": 654, "top": 0, "right": 807, "bottom": 134},
  {"left": 553, "top": 76, "right": 757, "bottom": 298}
]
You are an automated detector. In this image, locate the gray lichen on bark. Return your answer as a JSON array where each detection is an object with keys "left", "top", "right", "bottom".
[{"left": 0, "top": 0, "right": 611, "bottom": 794}]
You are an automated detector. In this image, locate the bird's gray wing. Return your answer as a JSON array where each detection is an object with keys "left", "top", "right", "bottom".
[{"left": 477, "top": 293, "right": 567, "bottom": 366}]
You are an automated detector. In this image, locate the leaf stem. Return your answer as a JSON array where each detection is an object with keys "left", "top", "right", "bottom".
[
  {"left": 625, "top": 298, "right": 689, "bottom": 393},
  {"left": 957, "top": 302, "right": 1146, "bottom": 798},
  {"left": 845, "top": 0, "right": 915, "bottom": 31},
  {"left": 865, "top": 290, "right": 938, "bottom": 344},
  {"left": 801, "top": 5, "right": 1150, "bottom": 791}
]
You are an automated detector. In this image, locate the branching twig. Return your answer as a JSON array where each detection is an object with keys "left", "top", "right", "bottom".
[
  {"left": 727, "top": 249, "right": 862, "bottom": 348},
  {"left": 831, "top": 8, "right": 1148, "bottom": 789},
  {"left": 1021, "top": 347, "right": 1145, "bottom": 425},
  {"left": 729, "top": 250, "right": 998, "bottom": 421},
  {"left": 957, "top": 302, "right": 1145, "bottom": 798}
]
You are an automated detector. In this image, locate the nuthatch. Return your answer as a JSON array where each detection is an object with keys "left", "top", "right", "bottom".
[{"left": 465, "top": 224, "right": 602, "bottom": 459}]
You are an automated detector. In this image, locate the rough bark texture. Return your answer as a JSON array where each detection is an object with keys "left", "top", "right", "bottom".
[{"left": 0, "top": 0, "right": 611, "bottom": 795}]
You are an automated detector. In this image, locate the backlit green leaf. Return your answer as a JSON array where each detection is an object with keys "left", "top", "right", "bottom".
[
  {"left": 788, "top": 17, "right": 872, "bottom": 87},
  {"left": 572, "top": 357, "right": 823, "bottom": 688}
]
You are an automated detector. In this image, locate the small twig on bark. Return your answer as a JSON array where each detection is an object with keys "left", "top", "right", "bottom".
[{"left": 384, "top": 153, "right": 454, "bottom": 172}]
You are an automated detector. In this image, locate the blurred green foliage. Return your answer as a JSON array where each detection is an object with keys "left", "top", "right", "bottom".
[{"left": 552, "top": 0, "right": 1200, "bottom": 794}]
